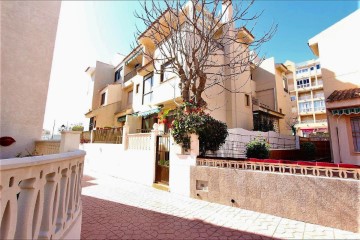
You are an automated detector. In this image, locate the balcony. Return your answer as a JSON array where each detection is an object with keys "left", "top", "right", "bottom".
[
  {"left": 298, "top": 95, "right": 311, "bottom": 101},
  {"left": 124, "top": 67, "right": 140, "bottom": 83},
  {"left": 314, "top": 106, "right": 326, "bottom": 113},
  {"left": 300, "top": 119, "right": 315, "bottom": 124},
  {"left": 299, "top": 108, "right": 313, "bottom": 115},
  {"left": 315, "top": 119, "right": 327, "bottom": 123}
]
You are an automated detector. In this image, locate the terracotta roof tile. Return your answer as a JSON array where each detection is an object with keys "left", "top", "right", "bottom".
[{"left": 327, "top": 88, "right": 360, "bottom": 102}]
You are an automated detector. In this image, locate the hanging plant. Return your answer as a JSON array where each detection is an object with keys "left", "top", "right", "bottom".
[{"left": 158, "top": 109, "right": 171, "bottom": 124}]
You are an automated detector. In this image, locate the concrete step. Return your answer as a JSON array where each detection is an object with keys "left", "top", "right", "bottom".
[{"left": 152, "top": 182, "right": 169, "bottom": 192}]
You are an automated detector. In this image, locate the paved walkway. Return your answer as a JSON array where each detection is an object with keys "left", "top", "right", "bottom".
[{"left": 81, "top": 171, "right": 360, "bottom": 239}]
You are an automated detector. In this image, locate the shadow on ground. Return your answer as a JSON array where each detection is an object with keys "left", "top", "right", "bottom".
[{"left": 81, "top": 175, "right": 276, "bottom": 240}]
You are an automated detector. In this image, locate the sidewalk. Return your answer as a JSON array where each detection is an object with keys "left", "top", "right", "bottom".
[{"left": 81, "top": 171, "right": 360, "bottom": 239}]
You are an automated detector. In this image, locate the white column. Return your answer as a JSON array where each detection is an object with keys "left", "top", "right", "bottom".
[
  {"left": 59, "top": 131, "right": 81, "bottom": 153},
  {"left": 122, "top": 123, "right": 129, "bottom": 150}
]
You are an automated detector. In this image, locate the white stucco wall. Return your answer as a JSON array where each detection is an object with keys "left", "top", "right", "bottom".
[
  {"left": 0, "top": 1, "right": 61, "bottom": 159},
  {"left": 81, "top": 143, "right": 156, "bottom": 186}
]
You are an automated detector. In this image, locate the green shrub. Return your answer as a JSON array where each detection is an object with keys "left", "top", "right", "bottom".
[
  {"left": 245, "top": 138, "right": 270, "bottom": 159},
  {"left": 300, "top": 142, "right": 316, "bottom": 160},
  {"left": 171, "top": 102, "right": 228, "bottom": 155},
  {"left": 72, "top": 125, "right": 84, "bottom": 131}
]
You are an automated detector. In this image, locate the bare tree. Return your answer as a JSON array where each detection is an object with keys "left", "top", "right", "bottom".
[{"left": 134, "top": 0, "right": 276, "bottom": 108}]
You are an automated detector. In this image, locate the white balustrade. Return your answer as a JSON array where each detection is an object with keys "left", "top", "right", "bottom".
[{"left": 0, "top": 150, "right": 85, "bottom": 239}]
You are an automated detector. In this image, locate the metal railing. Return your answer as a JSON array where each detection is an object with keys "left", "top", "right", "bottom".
[
  {"left": 203, "top": 132, "right": 296, "bottom": 159},
  {"left": 124, "top": 66, "right": 141, "bottom": 83},
  {"left": 197, "top": 158, "right": 360, "bottom": 180}
]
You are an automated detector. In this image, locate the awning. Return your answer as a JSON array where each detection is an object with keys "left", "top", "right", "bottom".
[
  {"left": 117, "top": 116, "right": 127, "bottom": 122},
  {"left": 134, "top": 107, "right": 161, "bottom": 117},
  {"left": 331, "top": 107, "right": 360, "bottom": 115},
  {"left": 125, "top": 49, "right": 143, "bottom": 66}
]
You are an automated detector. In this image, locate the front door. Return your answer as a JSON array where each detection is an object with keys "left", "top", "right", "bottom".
[{"left": 155, "top": 135, "right": 170, "bottom": 185}]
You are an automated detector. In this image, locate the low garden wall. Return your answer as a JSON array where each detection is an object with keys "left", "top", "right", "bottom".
[
  {"left": 191, "top": 159, "right": 360, "bottom": 233},
  {"left": 80, "top": 143, "right": 155, "bottom": 186}
]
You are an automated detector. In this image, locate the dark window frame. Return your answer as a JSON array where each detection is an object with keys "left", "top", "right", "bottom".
[
  {"left": 114, "top": 67, "right": 123, "bottom": 82},
  {"left": 351, "top": 117, "right": 360, "bottom": 152},
  {"left": 142, "top": 73, "right": 154, "bottom": 105},
  {"left": 160, "top": 60, "right": 173, "bottom": 83},
  {"left": 245, "top": 94, "right": 250, "bottom": 107},
  {"left": 127, "top": 90, "right": 133, "bottom": 105},
  {"left": 100, "top": 92, "right": 106, "bottom": 105}
]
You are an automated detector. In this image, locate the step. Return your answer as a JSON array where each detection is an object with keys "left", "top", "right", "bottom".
[{"left": 152, "top": 182, "right": 169, "bottom": 192}]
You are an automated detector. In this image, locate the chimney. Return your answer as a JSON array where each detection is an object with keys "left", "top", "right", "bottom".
[{"left": 222, "top": 0, "right": 233, "bottom": 23}]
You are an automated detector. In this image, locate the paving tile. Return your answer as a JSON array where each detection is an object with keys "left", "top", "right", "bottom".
[{"left": 81, "top": 171, "right": 360, "bottom": 240}]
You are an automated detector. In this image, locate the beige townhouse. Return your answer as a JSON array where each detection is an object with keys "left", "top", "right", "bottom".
[
  {"left": 85, "top": 0, "right": 292, "bottom": 135},
  {"left": 308, "top": 9, "right": 360, "bottom": 164}
]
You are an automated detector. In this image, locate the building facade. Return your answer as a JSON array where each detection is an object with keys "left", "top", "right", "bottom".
[
  {"left": 285, "top": 59, "right": 328, "bottom": 137},
  {"left": 308, "top": 9, "right": 360, "bottom": 164},
  {"left": 85, "top": 1, "right": 292, "bottom": 135}
]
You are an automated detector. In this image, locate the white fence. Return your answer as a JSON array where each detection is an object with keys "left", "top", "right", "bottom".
[
  {"left": 127, "top": 133, "right": 152, "bottom": 150},
  {"left": 205, "top": 128, "right": 297, "bottom": 159},
  {"left": 0, "top": 150, "right": 85, "bottom": 239}
]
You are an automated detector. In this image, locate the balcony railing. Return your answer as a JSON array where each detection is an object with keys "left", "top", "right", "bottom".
[
  {"left": 299, "top": 108, "right": 313, "bottom": 113},
  {"left": 314, "top": 107, "right": 326, "bottom": 112},
  {"left": 298, "top": 96, "right": 311, "bottom": 101},
  {"left": 252, "top": 98, "right": 274, "bottom": 111},
  {"left": 316, "top": 119, "right": 327, "bottom": 123},
  {"left": 300, "top": 120, "right": 315, "bottom": 124},
  {"left": 297, "top": 83, "right": 310, "bottom": 89},
  {"left": 124, "top": 65, "right": 141, "bottom": 83},
  {"left": 0, "top": 150, "right": 85, "bottom": 239}
]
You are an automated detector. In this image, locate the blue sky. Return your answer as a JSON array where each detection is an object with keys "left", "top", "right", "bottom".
[
  {"left": 43, "top": 1, "right": 359, "bottom": 131},
  {"left": 83, "top": 0, "right": 359, "bottom": 63}
]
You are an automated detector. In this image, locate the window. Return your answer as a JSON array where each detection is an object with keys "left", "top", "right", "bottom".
[
  {"left": 114, "top": 67, "right": 122, "bottom": 82},
  {"left": 127, "top": 90, "right": 133, "bottom": 105},
  {"left": 299, "top": 101, "right": 312, "bottom": 113},
  {"left": 279, "top": 108, "right": 282, "bottom": 114},
  {"left": 136, "top": 84, "right": 140, "bottom": 94},
  {"left": 283, "top": 76, "right": 288, "bottom": 92},
  {"left": 89, "top": 117, "right": 95, "bottom": 130},
  {"left": 100, "top": 92, "right": 106, "bottom": 105},
  {"left": 297, "top": 78, "right": 310, "bottom": 88},
  {"left": 290, "top": 96, "right": 296, "bottom": 101},
  {"left": 351, "top": 117, "right": 360, "bottom": 152},
  {"left": 316, "top": 64, "right": 321, "bottom": 69},
  {"left": 141, "top": 114, "right": 157, "bottom": 131},
  {"left": 313, "top": 100, "right": 325, "bottom": 111},
  {"left": 143, "top": 73, "right": 153, "bottom": 104},
  {"left": 310, "top": 67, "right": 314, "bottom": 71},
  {"left": 245, "top": 94, "right": 250, "bottom": 106},
  {"left": 160, "top": 60, "right": 174, "bottom": 82}
]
